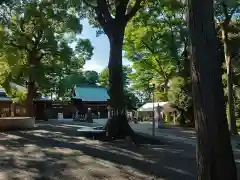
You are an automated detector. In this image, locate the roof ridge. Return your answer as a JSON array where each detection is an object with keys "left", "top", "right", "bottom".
[{"left": 75, "top": 84, "right": 106, "bottom": 88}]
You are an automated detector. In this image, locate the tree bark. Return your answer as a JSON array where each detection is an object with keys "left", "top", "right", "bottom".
[
  {"left": 103, "top": 24, "right": 135, "bottom": 139},
  {"left": 26, "top": 52, "right": 38, "bottom": 117},
  {"left": 85, "top": 0, "right": 143, "bottom": 140},
  {"left": 226, "top": 55, "right": 237, "bottom": 134},
  {"left": 26, "top": 79, "right": 35, "bottom": 117},
  {"left": 187, "top": 0, "right": 237, "bottom": 179},
  {"left": 222, "top": 28, "right": 238, "bottom": 135},
  {"left": 108, "top": 33, "right": 125, "bottom": 113}
]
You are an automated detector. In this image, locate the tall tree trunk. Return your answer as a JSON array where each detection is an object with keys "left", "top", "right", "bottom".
[
  {"left": 26, "top": 53, "right": 37, "bottom": 117},
  {"left": 26, "top": 79, "right": 35, "bottom": 117},
  {"left": 108, "top": 36, "right": 125, "bottom": 113},
  {"left": 104, "top": 26, "right": 135, "bottom": 139},
  {"left": 222, "top": 28, "right": 237, "bottom": 135},
  {"left": 187, "top": 0, "right": 237, "bottom": 179}
]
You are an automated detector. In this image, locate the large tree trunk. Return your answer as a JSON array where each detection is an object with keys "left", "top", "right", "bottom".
[
  {"left": 222, "top": 28, "right": 237, "bottom": 135},
  {"left": 187, "top": 0, "right": 237, "bottom": 179},
  {"left": 26, "top": 53, "right": 38, "bottom": 117},
  {"left": 104, "top": 25, "right": 135, "bottom": 139},
  {"left": 108, "top": 36, "right": 125, "bottom": 113},
  {"left": 26, "top": 78, "right": 35, "bottom": 117}
]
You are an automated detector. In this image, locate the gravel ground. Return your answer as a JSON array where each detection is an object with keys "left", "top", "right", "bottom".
[{"left": 0, "top": 121, "right": 196, "bottom": 180}]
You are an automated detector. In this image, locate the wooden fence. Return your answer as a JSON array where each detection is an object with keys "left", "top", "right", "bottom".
[
  {"left": 0, "top": 100, "right": 108, "bottom": 119},
  {"left": 0, "top": 102, "right": 12, "bottom": 117}
]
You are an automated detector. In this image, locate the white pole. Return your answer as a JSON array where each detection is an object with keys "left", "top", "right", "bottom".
[
  {"left": 152, "top": 84, "right": 155, "bottom": 136},
  {"left": 157, "top": 103, "right": 160, "bottom": 128}
]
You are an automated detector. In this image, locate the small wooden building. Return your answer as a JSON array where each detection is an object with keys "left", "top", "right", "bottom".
[
  {"left": 0, "top": 88, "right": 12, "bottom": 117},
  {"left": 72, "top": 84, "right": 109, "bottom": 118}
]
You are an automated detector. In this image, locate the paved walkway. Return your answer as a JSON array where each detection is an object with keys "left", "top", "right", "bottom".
[
  {"left": 130, "top": 122, "right": 196, "bottom": 145},
  {"left": 92, "top": 119, "right": 236, "bottom": 147},
  {"left": 0, "top": 120, "right": 197, "bottom": 180},
  {"left": 90, "top": 118, "right": 240, "bottom": 164},
  {"left": 2, "top": 119, "right": 240, "bottom": 179}
]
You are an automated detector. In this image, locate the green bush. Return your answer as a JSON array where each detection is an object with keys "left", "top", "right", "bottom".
[{"left": 168, "top": 76, "right": 193, "bottom": 126}]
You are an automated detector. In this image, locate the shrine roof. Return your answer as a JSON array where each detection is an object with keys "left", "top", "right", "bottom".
[
  {"left": 73, "top": 84, "right": 109, "bottom": 102},
  {"left": 0, "top": 88, "right": 12, "bottom": 101}
]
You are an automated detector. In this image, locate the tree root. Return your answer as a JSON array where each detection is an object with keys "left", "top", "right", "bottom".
[
  {"left": 78, "top": 115, "right": 163, "bottom": 145},
  {"left": 103, "top": 115, "right": 140, "bottom": 145}
]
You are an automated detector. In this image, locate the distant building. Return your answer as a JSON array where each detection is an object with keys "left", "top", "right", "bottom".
[
  {"left": 72, "top": 84, "right": 109, "bottom": 118},
  {"left": 0, "top": 88, "right": 12, "bottom": 102},
  {"left": 0, "top": 88, "right": 12, "bottom": 117}
]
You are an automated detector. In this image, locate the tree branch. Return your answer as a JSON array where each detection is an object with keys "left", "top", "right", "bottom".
[
  {"left": 83, "top": 0, "right": 97, "bottom": 9},
  {"left": 141, "top": 40, "right": 166, "bottom": 77},
  {"left": 125, "top": 0, "right": 143, "bottom": 21},
  {"left": 97, "top": 0, "right": 113, "bottom": 22},
  {"left": 18, "top": 17, "right": 35, "bottom": 45},
  {"left": 221, "top": 2, "right": 236, "bottom": 25},
  {"left": 141, "top": 40, "right": 155, "bottom": 54},
  {"left": 20, "top": 18, "right": 25, "bottom": 32},
  {"left": 37, "top": 51, "right": 47, "bottom": 60},
  {"left": 116, "top": 0, "right": 129, "bottom": 19},
  {"left": 95, "top": 10, "right": 110, "bottom": 35},
  {"left": 5, "top": 42, "right": 27, "bottom": 50}
]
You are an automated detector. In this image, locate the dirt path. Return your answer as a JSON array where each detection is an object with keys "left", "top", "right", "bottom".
[{"left": 0, "top": 121, "right": 196, "bottom": 180}]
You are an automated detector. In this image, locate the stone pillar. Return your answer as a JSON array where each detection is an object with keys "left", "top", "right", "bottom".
[
  {"left": 11, "top": 103, "right": 14, "bottom": 117},
  {"left": 86, "top": 108, "right": 93, "bottom": 123},
  {"left": 107, "top": 106, "right": 112, "bottom": 119},
  {"left": 156, "top": 104, "right": 164, "bottom": 128}
]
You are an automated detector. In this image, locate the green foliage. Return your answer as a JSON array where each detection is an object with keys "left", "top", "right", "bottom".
[
  {"left": 81, "top": 0, "right": 148, "bottom": 35},
  {"left": 0, "top": 0, "right": 93, "bottom": 100},
  {"left": 99, "top": 66, "right": 132, "bottom": 89},
  {"left": 84, "top": 70, "right": 99, "bottom": 85},
  {"left": 124, "top": 0, "right": 187, "bottom": 102},
  {"left": 55, "top": 70, "right": 99, "bottom": 99},
  {"left": 8, "top": 88, "right": 27, "bottom": 103},
  {"left": 128, "top": 63, "right": 154, "bottom": 101},
  {"left": 168, "top": 77, "right": 192, "bottom": 112},
  {"left": 99, "top": 67, "right": 109, "bottom": 88},
  {"left": 124, "top": 89, "right": 140, "bottom": 110},
  {"left": 98, "top": 65, "right": 139, "bottom": 109},
  {"left": 167, "top": 76, "right": 193, "bottom": 125}
]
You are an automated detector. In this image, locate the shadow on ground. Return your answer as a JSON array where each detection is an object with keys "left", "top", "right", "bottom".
[{"left": 0, "top": 121, "right": 196, "bottom": 180}]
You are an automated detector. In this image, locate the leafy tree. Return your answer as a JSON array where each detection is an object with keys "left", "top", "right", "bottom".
[
  {"left": 124, "top": 0, "right": 193, "bottom": 124},
  {"left": 168, "top": 76, "right": 192, "bottom": 125},
  {"left": 215, "top": 1, "right": 240, "bottom": 134},
  {"left": 124, "top": 90, "right": 139, "bottom": 110},
  {"left": 99, "top": 65, "right": 132, "bottom": 89},
  {"left": 8, "top": 88, "right": 27, "bottom": 103},
  {"left": 82, "top": 0, "right": 147, "bottom": 138},
  {"left": 0, "top": 0, "right": 93, "bottom": 115},
  {"left": 99, "top": 65, "right": 138, "bottom": 109},
  {"left": 128, "top": 63, "right": 154, "bottom": 101},
  {"left": 124, "top": 0, "right": 186, "bottom": 100},
  {"left": 188, "top": 0, "right": 237, "bottom": 178},
  {"left": 84, "top": 70, "right": 99, "bottom": 84},
  {"left": 98, "top": 67, "right": 109, "bottom": 88},
  {"left": 58, "top": 72, "right": 88, "bottom": 100},
  {"left": 39, "top": 54, "right": 91, "bottom": 99}
]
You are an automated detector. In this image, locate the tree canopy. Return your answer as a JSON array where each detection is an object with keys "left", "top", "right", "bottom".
[{"left": 0, "top": 0, "right": 94, "bottom": 104}]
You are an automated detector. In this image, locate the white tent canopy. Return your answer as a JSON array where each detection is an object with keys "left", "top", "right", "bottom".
[{"left": 137, "top": 102, "right": 176, "bottom": 113}]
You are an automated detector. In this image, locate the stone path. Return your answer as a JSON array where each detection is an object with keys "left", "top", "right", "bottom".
[
  {"left": 2, "top": 119, "right": 240, "bottom": 179},
  {"left": 0, "top": 121, "right": 197, "bottom": 180},
  {"left": 93, "top": 119, "right": 240, "bottom": 171}
]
